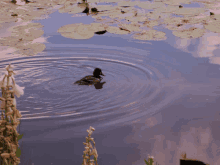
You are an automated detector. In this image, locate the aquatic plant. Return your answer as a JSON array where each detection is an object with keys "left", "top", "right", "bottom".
[
  {"left": 0, "top": 64, "right": 24, "bottom": 165},
  {"left": 11, "top": 0, "right": 17, "bottom": 4},
  {"left": 144, "top": 155, "right": 156, "bottom": 165},
  {"left": 11, "top": 14, "right": 18, "bottom": 17},
  {"left": 82, "top": 126, "right": 98, "bottom": 165},
  {"left": 82, "top": 126, "right": 161, "bottom": 165}
]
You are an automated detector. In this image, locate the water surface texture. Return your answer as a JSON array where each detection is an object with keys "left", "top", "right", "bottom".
[{"left": 1, "top": 1, "right": 220, "bottom": 165}]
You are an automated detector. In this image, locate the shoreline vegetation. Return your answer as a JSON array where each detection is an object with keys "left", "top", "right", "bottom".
[{"left": 0, "top": 64, "right": 24, "bottom": 165}]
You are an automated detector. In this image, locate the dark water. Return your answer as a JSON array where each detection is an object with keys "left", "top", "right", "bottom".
[{"left": 1, "top": 3, "right": 220, "bottom": 165}]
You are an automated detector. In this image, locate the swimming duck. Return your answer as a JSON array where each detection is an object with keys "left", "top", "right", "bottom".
[{"left": 74, "top": 68, "right": 105, "bottom": 85}]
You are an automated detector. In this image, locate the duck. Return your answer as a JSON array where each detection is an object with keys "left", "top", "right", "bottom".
[{"left": 74, "top": 68, "right": 105, "bottom": 85}]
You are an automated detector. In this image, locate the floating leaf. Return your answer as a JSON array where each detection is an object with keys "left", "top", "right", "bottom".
[
  {"left": 118, "top": 1, "right": 138, "bottom": 7},
  {"left": 15, "top": 42, "right": 46, "bottom": 55},
  {"left": 173, "top": 27, "right": 205, "bottom": 38},
  {"left": 118, "top": 23, "right": 141, "bottom": 32},
  {"left": 137, "top": 1, "right": 164, "bottom": 9},
  {"left": 11, "top": 13, "right": 18, "bottom": 16},
  {"left": 133, "top": 30, "right": 166, "bottom": 41},
  {"left": 173, "top": 8, "right": 206, "bottom": 16},
  {"left": 59, "top": 3, "right": 84, "bottom": 14},
  {"left": 95, "top": 4, "right": 116, "bottom": 11},
  {"left": 106, "top": 26, "right": 130, "bottom": 34},
  {"left": 90, "top": 23, "right": 107, "bottom": 32},
  {"left": 142, "top": 20, "right": 159, "bottom": 28},
  {"left": 204, "top": 20, "right": 220, "bottom": 33},
  {"left": 163, "top": 0, "right": 191, "bottom": 5},
  {"left": 58, "top": 23, "right": 107, "bottom": 39},
  {"left": 154, "top": 5, "right": 179, "bottom": 13},
  {"left": 146, "top": 11, "right": 162, "bottom": 20}
]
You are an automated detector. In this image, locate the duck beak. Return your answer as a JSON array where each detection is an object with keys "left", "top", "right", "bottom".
[{"left": 101, "top": 72, "right": 105, "bottom": 76}]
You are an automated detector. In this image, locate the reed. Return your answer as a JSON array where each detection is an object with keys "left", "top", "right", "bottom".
[{"left": 0, "top": 64, "right": 24, "bottom": 165}]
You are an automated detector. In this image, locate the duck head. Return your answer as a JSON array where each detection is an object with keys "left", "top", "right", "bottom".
[{"left": 93, "top": 68, "right": 105, "bottom": 78}]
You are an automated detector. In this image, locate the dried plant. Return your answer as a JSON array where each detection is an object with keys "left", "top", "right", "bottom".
[
  {"left": 181, "top": 152, "right": 187, "bottom": 159},
  {"left": 82, "top": 126, "right": 98, "bottom": 165},
  {"left": 0, "top": 64, "right": 24, "bottom": 165}
]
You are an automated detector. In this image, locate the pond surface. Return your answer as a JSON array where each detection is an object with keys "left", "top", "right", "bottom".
[{"left": 1, "top": 1, "right": 220, "bottom": 165}]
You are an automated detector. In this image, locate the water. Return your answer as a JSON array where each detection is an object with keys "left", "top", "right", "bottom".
[{"left": 1, "top": 1, "right": 220, "bottom": 165}]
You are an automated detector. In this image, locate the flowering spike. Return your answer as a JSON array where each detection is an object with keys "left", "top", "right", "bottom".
[
  {"left": 0, "top": 64, "right": 23, "bottom": 165},
  {"left": 82, "top": 126, "right": 98, "bottom": 165}
]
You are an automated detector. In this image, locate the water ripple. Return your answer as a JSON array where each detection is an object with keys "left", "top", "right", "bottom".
[{"left": 0, "top": 44, "right": 177, "bottom": 127}]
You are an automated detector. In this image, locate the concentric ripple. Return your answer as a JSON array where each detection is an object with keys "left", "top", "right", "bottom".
[{"left": 0, "top": 44, "right": 176, "bottom": 127}]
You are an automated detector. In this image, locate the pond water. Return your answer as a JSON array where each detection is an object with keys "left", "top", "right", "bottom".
[{"left": 1, "top": 1, "right": 220, "bottom": 165}]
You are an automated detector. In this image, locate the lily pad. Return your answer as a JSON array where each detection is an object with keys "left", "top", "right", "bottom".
[
  {"left": 90, "top": 23, "right": 108, "bottom": 32},
  {"left": 118, "top": 23, "right": 141, "bottom": 32},
  {"left": 210, "top": 13, "right": 220, "bottom": 20},
  {"left": 154, "top": 4, "right": 179, "bottom": 13},
  {"left": 57, "top": 24, "right": 79, "bottom": 33},
  {"left": 92, "top": 16, "right": 117, "bottom": 24},
  {"left": 163, "top": 0, "right": 191, "bottom": 6},
  {"left": 146, "top": 11, "right": 162, "bottom": 20},
  {"left": 106, "top": 26, "right": 130, "bottom": 34},
  {"left": 11, "top": 23, "right": 44, "bottom": 38},
  {"left": 0, "top": 36, "right": 20, "bottom": 47},
  {"left": 11, "top": 27, "right": 44, "bottom": 41},
  {"left": 204, "top": 20, "right": 220, "bottom": 33},
  {"left": 132, "top": 30, "right": 166, "bottom": 41},
  {"left": 59, "top": 4, "right": 84, "bottom": 14},
  {"left": 15, "top": 42, "right": 46, "bottom": 55},
  {"left": 95, "top": 7, "right": 122, "bottom": 18},
  {"left": 142, "top": 20, "right": 159, "bottom": 28},
  {"left": 125, "top": 15, "right": 148, "bottom": 23},
  {"left": 173, "top": 27, "right": 205, "bottom": 38},
  {"left": 58, "top": 23, "right": 108, "bottom": 39},
  {"left": 117, "top": 1, "right": 138, "bottom": 7},
  {"left": 137, "top": 1, "right": 164, "bottom": 9},
  {"left": 0, "top": 13, "right": 17, "bottom": 23},
  {"left": 95, "top": 5, "right": 116, "bottom": 11},
  {"left": 99, "top": 0, "right": 119, "bottom": 2},
  {"left": 173, "top": 8, "right": 206, "bottom": 16},
  {"left": 0, "top": 21, "right": 45, "bottom": 55}
]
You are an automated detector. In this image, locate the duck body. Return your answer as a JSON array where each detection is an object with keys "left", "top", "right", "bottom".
[
  {"left": 74, "top": 68, "right": 104, "bottom": 85},
  {"left": 74, "top": 75, "right": 102, "bottom": 85}
]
